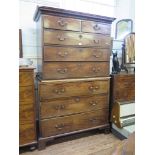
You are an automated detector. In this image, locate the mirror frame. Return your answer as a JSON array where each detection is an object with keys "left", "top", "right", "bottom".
[{"left": 115, "top": 19, "right": 133, "bottom": 40}]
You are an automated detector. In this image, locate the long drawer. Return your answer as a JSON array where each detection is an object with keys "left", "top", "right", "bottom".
[
  {"left": 19, "top": 86, "right": 34, "bottom": 102},
  {"left": 19, "top": 123, "right": 36, "bottom": 145},
  {"left": 40, "top": 109, "right": 109, "bottom": 137},
  {"left": 44, "top": 46, "right": 110, "bottom": 61},
  {"left": 39, "top": 78, "right": 109, "bottom": 100},
  {"left": 19, "top": 103, "right": 35, "bottom": 124},
  {"left": 42, "top": 62, "right": 109, "bottom": 79},
  {"left": 40, "top": 94, "right": 109, "bottom": 119},
  {"left": 81, "top": 20, "right": 111, "bottom": 35},
  {"left": 43, "top": 15, "right": 81, "bottom": 31},
  {"left": 44, "top": 30, "right": 111, "bottom": 47}
]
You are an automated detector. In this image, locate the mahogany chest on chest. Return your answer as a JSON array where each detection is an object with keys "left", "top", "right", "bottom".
[{"left": 34, "top": 6, "right": 115, "bottom": 150}]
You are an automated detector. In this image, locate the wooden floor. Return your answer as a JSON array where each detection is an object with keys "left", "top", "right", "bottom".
[{"left": 20, "top": 132, "right": 121, "bottom": 155}]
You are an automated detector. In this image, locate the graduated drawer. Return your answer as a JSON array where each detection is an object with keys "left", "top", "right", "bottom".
[
  {"left": 19, "top": 123, "right": 36, "bottom": 145},
  {"left": 41, "top": 109, "right": 108, "bottom": 137},
  {"left": 44, "top": 46, "right": 110, "bottom": 61},
  {"left": 19, "top": 86, "right": 34, "bottom": 102},
  {"left": 82, "top": 20, "right": 111, "bottom": 35},
  {"left": 40, "top": 94, "right": 109, "bottom": 119},
  {"left": 19, "top": 71, "right": 33, "bottom": 86},
  {"left": 42, "top": 62, "right": 109, "bottom": 79},
  {"left": 19, "top": 103, "right": 35, "bottom": 124},
  {"left": 44, "top": 30, "right": 111, "bottom": 47},
  {"left": 39, "top": 78, "right": 109, "bottom": 100},
  {"left": 43, "top": 15, "right": 81, "bottom": 31}
]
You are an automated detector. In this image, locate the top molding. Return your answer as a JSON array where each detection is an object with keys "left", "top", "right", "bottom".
[{"left": 33, "top": 6, "right": 116, "bottom": 24}]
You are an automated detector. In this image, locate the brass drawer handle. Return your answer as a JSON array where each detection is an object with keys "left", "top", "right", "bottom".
[
  {"left": 75, "top": 97, "right": 80, "bottom": 102},
  {"left": 94, "top": 39, "right": 100, "bottom": 44},
  {"left": 92, "top": 67, "right": 101, "bottom": 73},
  {"left": 93, "top": 24, "right": 100, "bottom": 30},
  {"left": 93, "top": 52, "right": 102, "bottom": 58},
  {"left": 53, "top": 88, "right": 65, "bottom": 94},
  {"left": 55, "top": 105, "right": 65, "bottom": 110},
  {"left": 57, "top": 68, "right": 68, "bottom": 74},
  {"left": 58, "top": 51, "right": 68, "bottom": 57},
  {"left": 89, "top": 85, "right": 99, "bottom": 91},
  {"left": 89, "top": 101, "right": 98, "bottom": 106},
  {"left": 57, "top": 35, "right": 66, "bottom": 41},
  {"left": 57, "top": 19, "right": 68, "bottom": 27},
  {"left": 55, "top": 123, "right": 65, "bottom": 130}
]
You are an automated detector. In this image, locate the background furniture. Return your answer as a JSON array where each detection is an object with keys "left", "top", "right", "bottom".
[
  {"left": 19, "top": 67, "right": 37, "bottom": 148},
  {"left": 110, "top": 73, "right": 135, "bottom": 139},
  {"left": 34, "top": 6, "right": 115, "bottom": 150}
]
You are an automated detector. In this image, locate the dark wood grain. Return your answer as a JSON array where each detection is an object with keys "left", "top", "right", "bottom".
[
  {"left": 41, "top": 109, "right": 109, "bottom": 137},
  {"left": 39, "top": 78, "right": 110, "bottom": 100},
  {"left": 19, "top": 123, "right": 36, "bottom": 145},
  {"left": 42, "top": 62, "right": 109, "bottom": 79},
  {"left": 33, "top": 6, "right": 116, "bottom": 23},
  {"left": 43, "top": 15, "right": 81, "bottom": 31},
  {"left": 19, "top": 68, "right": 36, "bottom": 147},
  {"left": 44, "top": 46, "right": 110, "bottom": 62},
  {"left": 19, "top": 103, "right": 35, "bottom": 124},
  {"left": 19, "top": 70, "right": 33, "bottom": 86},
  {"left": 82, "top": 20, "right": 111, "bottom": 35},
  {"left": 34, "top": 6, "right": 114, "bottom": 149},
  {"left": 40, "top": 94, "right": 109, "bottom": 119},
  {"left": 19, "top": 86, "right": 34, "bottom": 102},
  {"left": 111, "top": 74, "right": 135, "bottom": 102},
  {"left": 44, "top": 29, "right": 112, "bottom": 47}
]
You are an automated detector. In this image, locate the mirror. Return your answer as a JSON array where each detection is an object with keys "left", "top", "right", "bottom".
[
  {"left": 124, "top": 32, "right": 135, "bottom": 64},
  {"left": 115, "top": 19, "right": 133, "bottom": 40},
  {"left": 121, "top": 32, "right": 135, "bottom": 73}
]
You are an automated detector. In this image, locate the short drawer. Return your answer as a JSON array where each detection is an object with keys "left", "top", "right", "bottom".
[
  {"left": 39, "top": 78, "right": 109, "bottom": 100},
  {"left": 44, "top": 30, "right": 112, "bottom": 47},
  {"left": 40, "top": 94, "right": 109, "bottom": 119},
  {"left": 19, "top": 123, "right": 36, "bottom": 145},
  {"left": 43, "top": 15, "right": 81, "bottom": 31},
  {"left": 19, "top": 103, "right": 35, "bottom": 124},
  {"left": 44, "top": 46, "right": 110, "bottom": 61},
  {"left": 42, "top": 62, "right": 109, "bottom": 79},
  {"left": 19, "top": 86, "right": 34, "bottom": 102},
  {"left": 41, "top": 109, "right": 108, "bottom": 137},
  {"left": 82, "top": 20, "right": 111, "bottom": 35},
  {"left": 19, "top": 71, "right": 33, "bottom": 86}
]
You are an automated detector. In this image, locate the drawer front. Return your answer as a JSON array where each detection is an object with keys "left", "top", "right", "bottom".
[
  {"left": 19, "top": 86, "right": 34, "bottom": 102},
  {"left": 40, "top": 94, "right": 109, "bottom": 119},
  {"left": 19, "top": 123, "right": 36, "bottom": 145},
  {"left": 43, "top": 15, "right": 81, "bottom": 31},
  {"left": 82, "top": 21, "right": 111, "bottom": 35},
  {"left": 39, "top": 79, "right": 109, "bottom": 100},
  {"left": 19, "top": 71, "right": 33, "bottom": 86},
  {"left": 114, "top": 75, "right": 135, "bottom": 101},
  {"left": 42, "top": 62, "right": 109, "bottom": 79},
  {"left": 44, "top": 30, "right": 111, "bottom": 47},
  {"left": 41, "top": 109, "right": 108, "bottom": 137},
  {"left": 19, "top": 103, "right": 34, "bottom": 124},
  {"left": 44, "top": 46, "right": 110, "bottom": 61}
]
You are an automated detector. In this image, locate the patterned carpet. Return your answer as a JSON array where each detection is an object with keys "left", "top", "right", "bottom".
[{"left": 20, "top": 132, "right": 121, "bottom": 155}]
